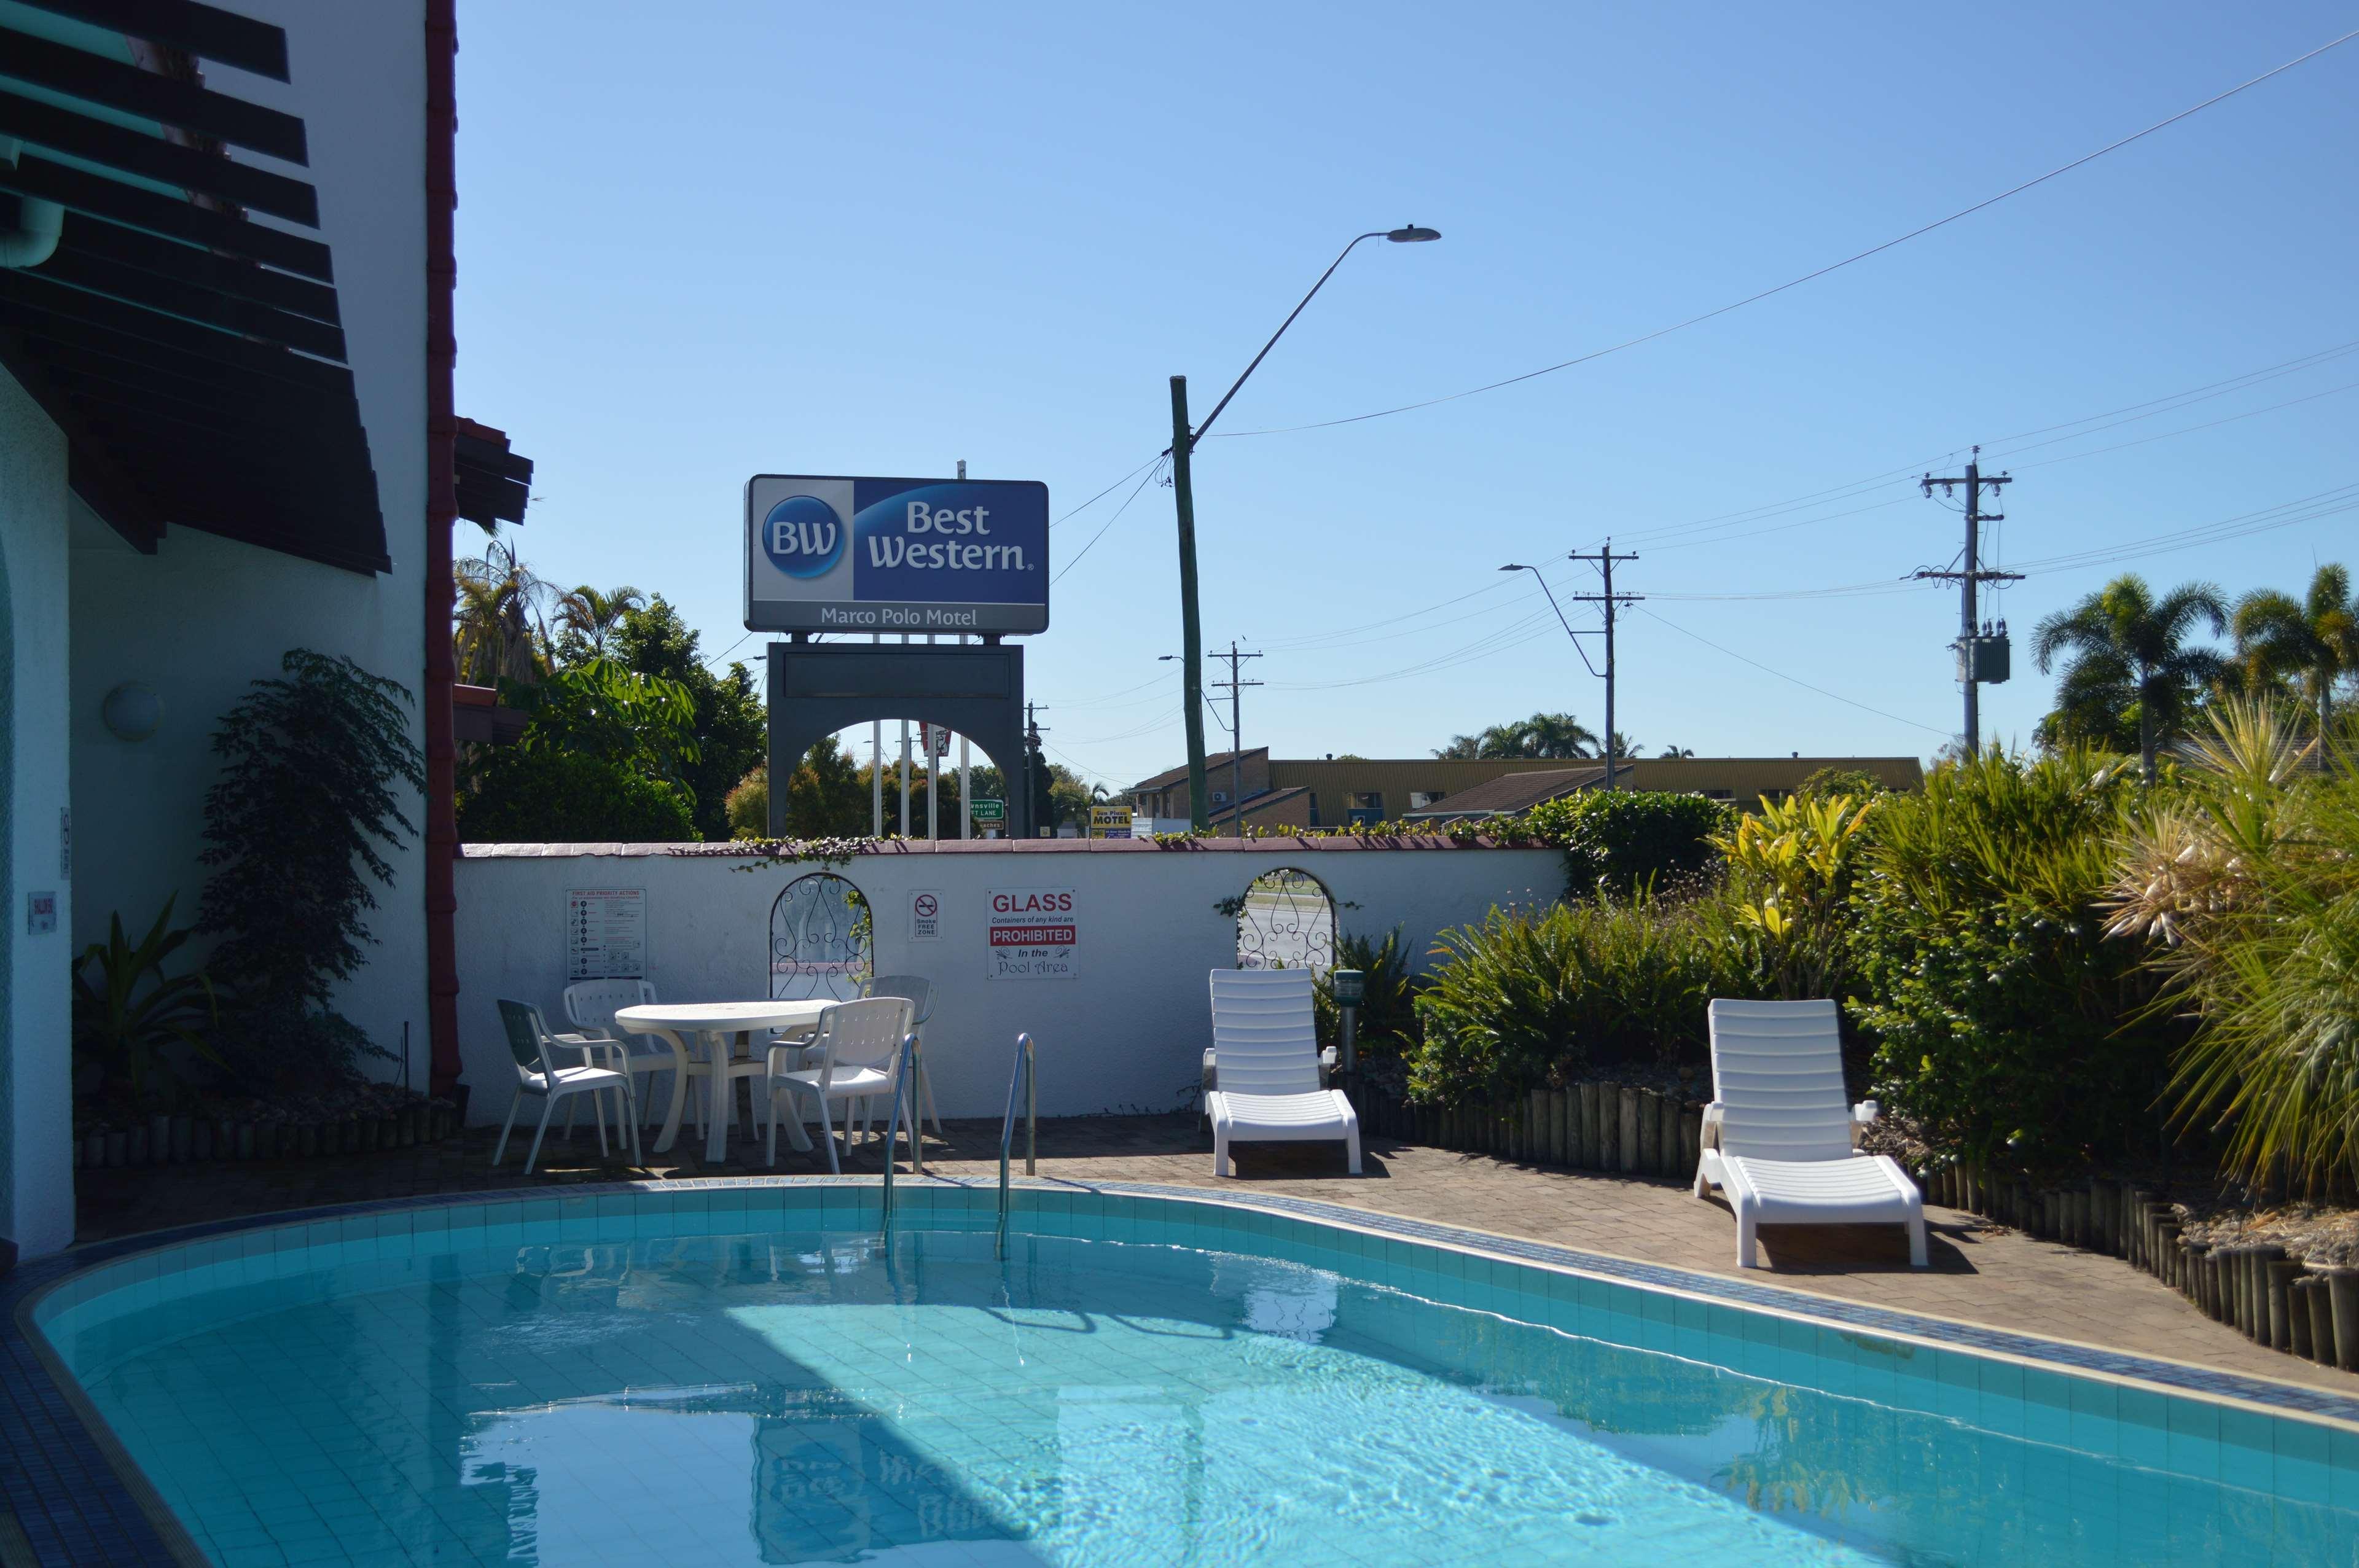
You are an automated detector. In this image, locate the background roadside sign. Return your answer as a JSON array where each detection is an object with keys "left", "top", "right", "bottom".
[
  {"left": 745, "top": 474, "right": 1049, "bottom": 634},
  {"left": 970, "top": 798, "right": 1006, "bottom": 822},
  {"left": 926, "top": 723, "right": 952, "bottom": 757},
  {"left": 1089, "top": 805, "right": 1132, "bottom": 839}
]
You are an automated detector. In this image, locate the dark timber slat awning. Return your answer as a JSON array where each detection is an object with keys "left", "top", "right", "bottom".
[
  {"left": 453, "top": 419, "right": 534, "bottom": 529},
  {"left": 0, "top": 0, "right": 389, "bottom": 574}
]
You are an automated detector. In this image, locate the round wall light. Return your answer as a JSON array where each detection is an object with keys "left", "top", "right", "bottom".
[{"left": 101, "top": 681, "right": 160, "bottom": 742}]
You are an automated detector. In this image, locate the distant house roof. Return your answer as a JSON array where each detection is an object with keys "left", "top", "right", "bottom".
[
  {"left": 1207, "top": 786, "right": 1310, "bottom": 827},
  {"left": 1401, "top": 765, "right": 1626, "bottom": 821},
  {"left": 1131, "top": 747, "right": 1267, "bottom": 793}
]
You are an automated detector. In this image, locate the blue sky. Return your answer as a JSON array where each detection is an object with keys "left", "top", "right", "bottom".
[{"left": 452, "top": 2, "right": 2358, "bottom": 791}]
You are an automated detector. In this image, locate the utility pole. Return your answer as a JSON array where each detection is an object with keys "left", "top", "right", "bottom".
[
  {"left": 1023, "top": 701, "right": 1047, "bottom": 837},
  {"left": 1209, "top": 641, "right": 1264, "bottom": 835},
  {"left": 1917, "top": 448, "right": 2020, "bottom": 757},
  {"left": 1566, "top": 543, "right": 1641, "bottom": 790},
  {"left": 1168, "top": 376, "right": 1209, "bottom": 829}
]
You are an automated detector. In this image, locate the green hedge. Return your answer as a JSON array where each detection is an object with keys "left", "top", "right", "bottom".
[
  {"left": 458, "top": 747, "right": 696, "bottom": 843},
  {"left": 1522, "top": 790, "right": 1735, "bottom": 898}
]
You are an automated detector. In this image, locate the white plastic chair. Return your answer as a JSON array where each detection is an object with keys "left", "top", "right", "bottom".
[
  {"left": 493, "top": 998, "right": 642, "bottom": 1174},
  {"left": 863, "top": 975, "right": 941, "bottom": 1137},
  {"left": 764, "top": 996, "right": 915, "bottom": 1172},
  {"left": 1203, "top": 969, "right": 1361, "bottom": 1177},
  {"left": 1694, "top": 998, "right": 1926, "bottom": 1269},
  {"left": 555, "top": 978, "right": 678, "bottom": 1133}
]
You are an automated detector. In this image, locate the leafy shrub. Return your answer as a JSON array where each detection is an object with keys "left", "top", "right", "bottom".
[
  {"left": 458, "top": 746, "right": 695, "bottom": 842},
  {"left": 1409, "top": 895, "right": 1732, "bottom": 1104},
  {"left": 1713, "top": 792, "right": 1876, "bottom": 1000},
  {"left": 1523, "top": 790, "right": 1734, "bottom": 899},
  {"left": 71, "top": 897, "right": 219, "bottom": 1110},
  {"left": 199, "top": 650, "right": 423, "bottom": 1010},
  {"left": 1848, "top": 747, "right": 2167, "bottom": 1168},
  {"left": 213, "top": 1003, "right": 391, "bottom": 1099},
  {"left": 2109, "top": 701, "right": 2359, "bottom": 1190},
  {"left": 1313, "top": 929, "right": 1422, "bottom": 1062}
]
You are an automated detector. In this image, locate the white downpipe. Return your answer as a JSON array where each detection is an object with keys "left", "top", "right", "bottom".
[{"left": 0, "top": 141, "right": 65, "bottom": 269}]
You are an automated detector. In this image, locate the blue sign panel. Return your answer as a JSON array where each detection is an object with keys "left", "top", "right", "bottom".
[{"left": 745, "top": 475, "right": 1049, "bottom": 634}]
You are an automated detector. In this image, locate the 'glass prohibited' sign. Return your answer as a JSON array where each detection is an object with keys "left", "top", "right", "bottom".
[
  {"left": 987, "top": 888, "right": 1075, "bottom": 980},
  {"left": 566, "top": 887, "right": 647, "bottom": 979}
]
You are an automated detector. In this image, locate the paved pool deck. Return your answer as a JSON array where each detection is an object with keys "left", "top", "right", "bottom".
[{"left": 69, "top": 1111, "right": 2355, "bottom": 1397}]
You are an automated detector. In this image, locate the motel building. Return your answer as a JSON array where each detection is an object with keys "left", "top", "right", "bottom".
[{"left": 0, "top": 2, "right": 519, "bottom": 1262}]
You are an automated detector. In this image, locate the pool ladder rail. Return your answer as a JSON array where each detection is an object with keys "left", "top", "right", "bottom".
[
  {"left": 878, "top": 1031, "right": 923, "bottom": 1231},
  {"left": 877, "top": 1030, "right": 1034, "bottom": 1250},
  {"left": 998, "top": 1032, "right": 1035, "bottom": 1259}
]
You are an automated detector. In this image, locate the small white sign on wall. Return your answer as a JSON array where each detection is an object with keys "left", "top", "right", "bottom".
[
  {"left": 987, "top": 887, "right": 1076, "bottom": 981},
  {"left": 566, "top": 887, "right": 647, "bottom": 979},
  {"left": 909, "top": 889, "right": 942, "bottom": 942}
]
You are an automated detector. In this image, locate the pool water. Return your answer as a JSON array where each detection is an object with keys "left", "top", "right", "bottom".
[{"left": 42, "top": 1206, "right": 2359, "bottom": 1567}]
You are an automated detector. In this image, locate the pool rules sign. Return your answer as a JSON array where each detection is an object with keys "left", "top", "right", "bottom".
[{"left": 987, "top": 888, "right": 1076, "bottom": 980}]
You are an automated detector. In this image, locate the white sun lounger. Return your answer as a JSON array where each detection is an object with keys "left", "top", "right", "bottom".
[
  {"left": 1204, "top": 969, "right": 1361, "bottom": 1177},
  {"left": 1694, "top": 998, "right": 1927, "bottom": 1269}
]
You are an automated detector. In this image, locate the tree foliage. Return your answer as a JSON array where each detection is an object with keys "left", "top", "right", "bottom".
[
  {"left": 607, "top": 595, "right": 767, "bottom": 841},
  {"left": 1436, "top": 712, "right": 1600, "bottom": 760},
  {"left": 199, "top": 650, "right": 424, "bottom": 1010},
  {"left": 459, "top": 747, "right": 695, "bottom": 843},
  {"left": 2032, "top": 574, "right": 2228, "bottom": 781},
  {"left": 2232, "top": 563, "right": 2358, "bottom": 736}
]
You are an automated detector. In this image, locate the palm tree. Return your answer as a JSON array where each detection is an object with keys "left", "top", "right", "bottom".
[
  {"left": 555, "top": 583, "right": 647, "bottom": 660},
  {"left": 1436, "top": 712, "right": 1600, "bottom": 760},
  {"left": 1659, "top": 744, "right": 1696, "bottom": 759},
  {"left": 2233, "top": 563, "right": 2358, "bottom": 736},
  {"left": 453, "top": 539, "right": 553, "bottom": 688},
  {"left": 2032, "top": 574, "right": 2227, "bottom": 782}
]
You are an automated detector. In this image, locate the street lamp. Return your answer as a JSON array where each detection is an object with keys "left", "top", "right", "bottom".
[
  {"left": 1501, "top": 561, "right": 1620, "bottom": 790},
  {"left": 1168, "top": 225, "right": 1441, "bottom": 827}
]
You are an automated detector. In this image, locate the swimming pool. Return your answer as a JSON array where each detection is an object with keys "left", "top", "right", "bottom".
[{"left": 22, "top": 1180, "right": 2359, "bottom": 1566}]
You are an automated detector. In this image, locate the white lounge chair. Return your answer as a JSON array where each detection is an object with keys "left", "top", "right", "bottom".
[
  {"left": 493, "top": 999, "right": 642, "bottom": 1175},
  {"left": 1204, "top": 969, "right": 1361, "bottom": 1177},
  {"left": 1694, "top": 998, "right": 1925, "bottom": 1269}
]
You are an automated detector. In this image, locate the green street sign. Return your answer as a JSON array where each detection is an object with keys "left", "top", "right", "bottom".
[{"left": 969, "top": 798, "right": 1006, "bottom": 822}]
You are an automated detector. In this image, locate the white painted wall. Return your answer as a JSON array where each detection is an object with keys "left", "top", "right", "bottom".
[
  {"left": 0, "top": 369, "right": 75, "bottom": 1256},
  {"left": 68, "top": 4, "right": 432, "bottom": 1076},
  {"left": 455, "top": 843, "right": 1563, "bottom": 1125}
]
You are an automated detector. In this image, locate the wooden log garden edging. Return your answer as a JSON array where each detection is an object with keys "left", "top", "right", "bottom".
[
  {"left": 1353, "top": 1079, "right": 1710, "bottom": 1187},
  {"left": 1897, "top": 1156, "right": 2359, "bottom": 1375},
  {"left": 69, "top": 1099, "right": 461, "bottom": 1171}
]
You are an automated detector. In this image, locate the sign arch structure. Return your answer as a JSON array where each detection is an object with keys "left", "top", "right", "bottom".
[{"left": 765, "top": 641, "right": 1033, "bottom": 840}]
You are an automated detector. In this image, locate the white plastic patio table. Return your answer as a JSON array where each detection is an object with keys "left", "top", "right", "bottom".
[{"left": 613, "top": 1000, "right": 833, "bottom": 1163}]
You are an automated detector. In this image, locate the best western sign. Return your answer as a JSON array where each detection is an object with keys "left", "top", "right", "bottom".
[{"left": 745, "top": 474, "right": 1049, "bottom": 634}]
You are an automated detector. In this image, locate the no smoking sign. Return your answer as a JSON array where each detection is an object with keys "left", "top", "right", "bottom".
[{"left": 909, "top": 889, "right": 943, "bottom": 943}]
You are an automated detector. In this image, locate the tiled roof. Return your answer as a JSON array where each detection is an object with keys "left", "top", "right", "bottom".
[
  {"left": 1401, "top": 765, "right": 1621, "bottom": 817},
  {"left": 1130, "top": 747, "right": 1266, "bottom": 792}
]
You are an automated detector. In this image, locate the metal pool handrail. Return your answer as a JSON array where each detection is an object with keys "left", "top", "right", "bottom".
[
  {"left": 879, "top": 1031, "right": 918, "bottom": 1235},
  {"left": 998, "top": 1032, "right": 1035, "bottom": 1259}
]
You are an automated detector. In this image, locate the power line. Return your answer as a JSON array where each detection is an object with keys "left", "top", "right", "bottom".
[
  {"left": 1207, "top": 30, "right": 2359, "bottom": 440},
  {"left": 1049, "top": 453, "right": 1163, "bottom": 528},
  {"left": 1051, "top": 456, "right": 1168, "bottom": 583},
  {"left": 1641, "top": 607, "right": 1953, "bottom": 738}
]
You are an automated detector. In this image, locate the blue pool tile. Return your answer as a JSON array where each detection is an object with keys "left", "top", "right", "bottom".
[
  {"left": 2272, "top": 1416, "right": 2332, "bottom": 1506},
  {"left": 2218, "top": 1406, "right": 2274, "bottom": 1492}
]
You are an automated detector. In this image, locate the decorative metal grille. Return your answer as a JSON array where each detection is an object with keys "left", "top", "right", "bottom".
[
  {"left": 1234, "top": 868, "right": 1337, "bottom": 974},
  {"left": 769, "top": 873, "right": 873, "bottom": 1000}
]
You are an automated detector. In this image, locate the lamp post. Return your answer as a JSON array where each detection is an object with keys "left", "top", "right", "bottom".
[{"left": 1169, "top": 225, "right": 1440, "bottom": 827}]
